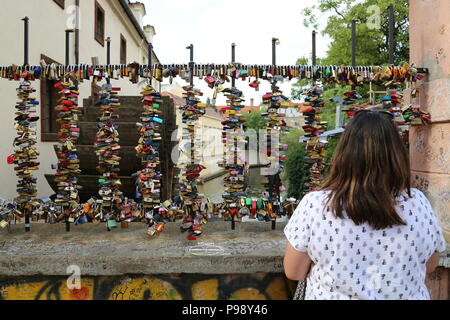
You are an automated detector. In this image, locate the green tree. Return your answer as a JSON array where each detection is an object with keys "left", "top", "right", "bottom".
[
  {"left": 244, "top": 110, "right": 266, "bottom": 132},
  {"left": 282, "top": 129, "right": 309, "bottom": 200},
  {"left": 302, "top": 0, "right": 409, "bottom": 66}
]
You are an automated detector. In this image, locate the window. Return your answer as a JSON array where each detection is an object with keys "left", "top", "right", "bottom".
[
  {"left": 53, "top": 0, "right": 65, "bottom": 9},
  {"left": 95, "top": 1, "right": 105, "bottom": 46},
  {"left": 120, "top": 34, "right": 127, "bottom": 64},
  {"left": 40, "top": 55, "right": 61, "bottom": 142}
]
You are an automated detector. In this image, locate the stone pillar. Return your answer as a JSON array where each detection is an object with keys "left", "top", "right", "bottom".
[{"left": 409, "top": 0, "right": 450, "bottom": 242}]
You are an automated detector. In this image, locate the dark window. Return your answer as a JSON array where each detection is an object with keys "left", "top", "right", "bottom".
[
  {"left": 95, "top": 1, "right": 105, "bottom": 46},
  {"left": 53, "top": 0, "right": 65, "bottom": 9},
  {"left": 120, "top": 34, "right": 127, "bottom": 64},
  {"left": 40, "top": 55, "right": 61, "bottom": 142}
]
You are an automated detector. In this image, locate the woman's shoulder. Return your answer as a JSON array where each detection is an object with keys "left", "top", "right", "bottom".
[
  {"left": 300, "top": 190, "right": 332, "bottom": 204},
  {"left": 404, "top": 188, "right": 428, "bottom": 202}
]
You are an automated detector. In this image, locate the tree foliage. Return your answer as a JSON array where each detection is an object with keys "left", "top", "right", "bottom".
[
  {"left": 302, "top": 0, "right": 409, "bottom": 66},
  {"left": 286, "top": 0, "right": 411, "bottom": 200},
  {"left": 282, "top": 129, "right": 309, "bottom": 200}
]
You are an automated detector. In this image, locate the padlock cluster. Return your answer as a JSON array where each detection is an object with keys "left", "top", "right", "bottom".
[
  {"left": 94, "top": 83, "right": 123, "bottom": 229},
  {"left": 301, "top": 87, "right": 328, "bottom": 194},
  {"left": 133, "top": 85, "right": 165, "bottom": 236},
  {"left": 53, "top": 81, "right": 82, "bottom": 221},
  {"left": 178, "top": 86, "right": 208, "bottom": 239},
  {"left": 379, "top": 90, "right": 431, "bottom": 126},
  {"left": 340, "top": 91, "right": 364, "bottom": 115},
  {"left": 218, "top": 88, "right": 249, "bottom": 220},
  {"left": 260, "top": 85, "right": 290, "bottom": 220},
  {"left": 13, "top": 76, "right": 40, "bottom": 208}
]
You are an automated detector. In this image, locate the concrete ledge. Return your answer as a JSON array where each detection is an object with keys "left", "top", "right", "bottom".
[
  {"left": 0, "top": 221, "right": 287, "bottom": 276},
  {"left": 0, "top": 221, "right": 448, "bottom": 277}
]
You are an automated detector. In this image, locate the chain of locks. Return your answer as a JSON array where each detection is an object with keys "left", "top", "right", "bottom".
[
  {"left": 177, "top": 85, "right": 209, "bottom": 240},
  {"left": 94, "top": 83, "right": 123, "bottom": 229},
  {"left": 299, "top": 63, "right": 432, "bottom": 194},
  {"left": 134, "top": 85, "right": 165, "bottom": 236},
  {"left": 259, "top": 84, "right": 291, "bottom": 220},
  {"left": 52, "top": 81, "right": 82, "bottom": 223},
  {"left": 0, "top": 62, "right": 426, "bottom": 87},
  {"left": 6, "top": 72, "right": 41, "bottom": 228},
  {"left": 218, "top": 87, "right": 249, "bottom": 221},
  {"left": 301, "top": 86, "right": 328, "bottom": 194},
  {"left": 0, "top": 62, "right": 431, "bottom": 236}
]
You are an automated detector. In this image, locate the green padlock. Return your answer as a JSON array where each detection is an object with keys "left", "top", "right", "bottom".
[
  {"left": 98, "top": 179, "right": 106, "bottom": 183},
  {"left": 153, "top": 103, "right": 160, "bottom": 108},
  {"left": 257, "top": 199, "right": 263, "bottom": 209},
  {"left": 108, "top": 219, "right": 118, "bottom": 228},
  {"left": 245, "top": 198, "right": 252, "bottom": 206}
]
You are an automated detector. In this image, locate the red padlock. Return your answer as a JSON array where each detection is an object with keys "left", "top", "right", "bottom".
[{"left": 7, "top": 155, "right": 15, "bottom": 165}]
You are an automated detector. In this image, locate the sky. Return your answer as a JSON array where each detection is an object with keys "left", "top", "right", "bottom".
[{"left": 139, "top": 0, "right": 331, "bottom": 104}]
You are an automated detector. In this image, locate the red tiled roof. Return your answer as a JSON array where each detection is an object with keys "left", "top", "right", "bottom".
[{"left": 241, "top": 106, "right": 261, "bottom": 113}]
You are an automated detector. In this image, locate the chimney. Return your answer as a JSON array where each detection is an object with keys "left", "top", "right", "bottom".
[
  {"left": 250, "top": 98, "right": 255, "bottom": 106},
  {"left": 129, "top": 1, "right": 146, "bottom": 26},
  {"left": 143, "top": 25, "right": 156, "bottom": 44}
]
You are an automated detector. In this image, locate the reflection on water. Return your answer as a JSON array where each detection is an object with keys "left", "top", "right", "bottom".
[{"left": 198, "top": 167, "right": 266, "bottom": 203}]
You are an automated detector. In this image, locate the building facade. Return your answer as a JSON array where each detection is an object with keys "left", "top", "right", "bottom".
[{"left": 0, "top": 0, "right": 159, "bottom": 199}]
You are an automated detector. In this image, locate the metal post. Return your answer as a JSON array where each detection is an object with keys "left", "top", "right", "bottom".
[
  {"left": 65, "top": 30, "right": 71, "bottom": 66},
  {"left": 351, "top": 19, "right": 357, "bottom": 90},
  {"left": 106, "top": 37, "right": 111, "bottom": 84},
  {"left": 24, "top": 209, "right": 30, "bottom": 232},
  {"left": 312, "top": 31, "right": 317, "bottom": 66},
  {"left": 388, "top": 4, "right": 395, "bottom": 64},
  {"left": 22, "top": 17, "right": 30, "bottom": 232},
  {"left": 272, "top": 38, "right": 277, "bottom": 66},
  {"left": 312, "top": 30, "right": 317, "bottom": 84},
  {"left": 186, "top": 44, "right": 194, "bottom": 86},
  {"left": 271, "top": 37, "right": 279, "bottom": 231},
  {"left": 75, "top": 0, "right": 80, "bottom": 65},
  {"left": 22, "top": 17, "right": 29, "bottom": 66},
  {"left": 351, "top": 20, "right": 357, "bottom": 67},
  {"left": 231, "top": 43, "right": 236, "bottom": 88}
]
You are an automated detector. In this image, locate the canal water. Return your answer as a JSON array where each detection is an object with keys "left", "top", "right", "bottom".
[{"left": 198, "top": 167, "right": 268, "bottom": 203}]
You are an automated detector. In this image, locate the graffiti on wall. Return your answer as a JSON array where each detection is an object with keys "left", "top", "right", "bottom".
[{"left": 0, "top": 273, "right": 297, "bottom": 300}]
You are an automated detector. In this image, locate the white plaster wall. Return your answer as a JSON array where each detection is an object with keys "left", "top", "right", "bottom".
[{"left": 0, "top": 0, "right": 156, "bottom": 199}]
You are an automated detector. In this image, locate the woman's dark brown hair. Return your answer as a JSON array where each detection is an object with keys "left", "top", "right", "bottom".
[{"left": 321, "top": 111, "right": 411, "bottom": 230}]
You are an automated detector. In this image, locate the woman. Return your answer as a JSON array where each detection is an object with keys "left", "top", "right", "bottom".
[{"left": 284, "top": 111, "right": 446, "bottom": 300}]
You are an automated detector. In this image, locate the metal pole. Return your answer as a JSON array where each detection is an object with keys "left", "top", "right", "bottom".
[
  {"left": 22, "top": 17, "right": 30, "bottom": 232},
  {"left": 272, "top": 38, "right": 277, "bottom": 66},
  {"left": 312, "top": 31, "right": 317, "bottom": 66},
  {"left": 351, "top": 20, "right": 357, "bottom": 67},
  {"left": 65, "top": 30, "right": 72, "bottom": 66},
  {"left": 351, "top": 19, "right": 357, "bottom": 90},
  {"left": 271, "top": 37, "right": 279, "bottom": 231},
  {"left": 75, "top": 0, "right": 80, "bottom": 65},
  {"left": 106, "top": 37, "right": 111, "bottom": 84},
  {"left": 25, "top": 209, "right": 30, "bottom": 232},
  {"left": 312, "top": 30, "right": 317, "bottom": 84},
  {"left": 231, "top": 43, "right": 236, "bottom": 88},
  {"left": 22, "top": 17, "right": 29, "bottom": 66},
  {"left": 388, "top": 4, "right": 395, "bottom": 64},
  {"left": 186, "top": 44, "right": 194, "bottom": 86}
]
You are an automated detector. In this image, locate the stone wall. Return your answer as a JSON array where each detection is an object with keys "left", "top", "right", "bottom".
[{"left": 409, "top": 0, "right": 450, "bottom": 242}]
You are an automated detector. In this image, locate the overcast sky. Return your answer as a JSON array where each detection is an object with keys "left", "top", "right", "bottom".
[{"left": 139, "top": 0, "right": 331, "bottom": 104}]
